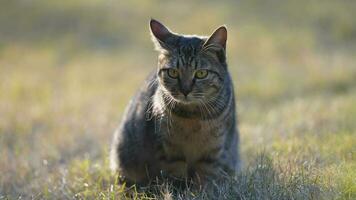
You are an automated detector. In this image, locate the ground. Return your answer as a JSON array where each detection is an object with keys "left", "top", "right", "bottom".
[{"left": 0, "top": 0, "right": 355, "bottom": 199}]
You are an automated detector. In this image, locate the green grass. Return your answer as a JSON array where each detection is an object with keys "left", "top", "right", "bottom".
[{"left": 0, "top": 0, "right": 355, "bottom": 199}]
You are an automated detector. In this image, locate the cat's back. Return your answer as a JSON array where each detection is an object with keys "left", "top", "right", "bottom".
[
  {"left": 110, "top": 71, "right": 159, "bottom": 182},
  {"left": 120, "top": 71, "right": 157, "bottom": 124}
]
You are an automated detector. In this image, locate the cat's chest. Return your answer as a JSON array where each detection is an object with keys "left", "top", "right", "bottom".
[
  {"left": 169, "top": 118, "right": 203, "bottom": 140},
  {"left": 159, "top": 115, "right": 223, "bottom": 162}
]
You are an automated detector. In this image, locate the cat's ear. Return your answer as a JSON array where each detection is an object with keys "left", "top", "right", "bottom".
[
  {"left": 203, "top": 26, "right": 227, "bottom": 50},
  {"left": 149, "top": 19, "right": 177, "bottom": 52},
  {"left": 202, "top": 26, "right": 227, "bottom": 63}
]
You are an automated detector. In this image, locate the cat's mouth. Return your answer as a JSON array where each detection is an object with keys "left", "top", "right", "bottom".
[{"left": 173, "top": 93, "right": 201, "bottom": 105}]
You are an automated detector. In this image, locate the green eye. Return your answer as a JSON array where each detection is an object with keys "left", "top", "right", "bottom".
[
  {"left": 195, "top": 69, "right": 208, "bottom": 79},
  {"left": 167, "top": 68, "right": 179, "bottom": 78}
]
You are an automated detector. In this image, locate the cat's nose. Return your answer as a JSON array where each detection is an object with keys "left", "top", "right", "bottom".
[
  {"left": 181, "top": 89, "right": 191, "bottom": 97},
  {"left": 180, "top": 86, "right": 192, "bottom": 97},
  {"left": 180, "top": 78, "right": 193, "bottom": 97}
]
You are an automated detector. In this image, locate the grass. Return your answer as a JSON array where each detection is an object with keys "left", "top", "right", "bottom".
[{"left": 0, "top": 0, "right": 355, "bottom": 199}]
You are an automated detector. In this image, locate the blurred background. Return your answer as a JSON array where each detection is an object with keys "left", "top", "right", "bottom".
[{"left": 0, "top": 0, "right": 355, "bottom": 198}]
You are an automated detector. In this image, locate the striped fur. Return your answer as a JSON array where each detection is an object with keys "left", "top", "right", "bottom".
[{"left": 110, "top": 19, "right": 239, "bottom": 186}]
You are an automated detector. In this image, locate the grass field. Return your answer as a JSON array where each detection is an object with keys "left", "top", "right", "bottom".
[{"left": 0, "top": 0, "right": 355, "bottom": 199}]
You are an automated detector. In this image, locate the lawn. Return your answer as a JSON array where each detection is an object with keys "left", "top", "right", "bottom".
[{"left": 0, "top": 0, "right": 355, "bottom": 199}]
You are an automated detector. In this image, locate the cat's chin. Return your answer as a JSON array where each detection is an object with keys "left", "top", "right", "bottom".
[
  {"left": 176, "top": 99, "right": 192, "bottom": 105},
  {"left": 174, "top": 96, "right": 200, "bottom": 105}
]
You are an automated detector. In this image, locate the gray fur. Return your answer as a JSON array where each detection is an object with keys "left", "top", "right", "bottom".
[{"left": 110, "top": 19, "right": 240, "bottom": 186}]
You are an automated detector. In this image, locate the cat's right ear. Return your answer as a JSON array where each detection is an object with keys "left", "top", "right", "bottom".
[{"left": 150, "top": 19, "right": 176, "bottom": 52}]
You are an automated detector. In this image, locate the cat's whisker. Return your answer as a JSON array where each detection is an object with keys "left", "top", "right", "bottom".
[
  {"left": 199, "top": 100, "right": 216, "bottom": 133},
  {"left": 161, "top": 90, "right": 179, "bottom": 136},
  {"left": 147, "top": 78, "right": 158, "bottom": 89}
]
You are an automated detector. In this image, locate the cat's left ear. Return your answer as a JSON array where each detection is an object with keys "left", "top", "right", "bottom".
[
  {"left": 149, "top": 19, "right": 177, "bottom": 52},
  {"left": 203, "top": 26, "right": 227, "bottom": 50}
]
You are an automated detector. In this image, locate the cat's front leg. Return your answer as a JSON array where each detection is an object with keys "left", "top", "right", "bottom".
[{"left": 190, "top": 156, "right": 234, "bottom": 187}]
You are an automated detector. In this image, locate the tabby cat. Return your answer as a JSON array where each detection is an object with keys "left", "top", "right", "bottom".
[{"left": 110, "top": 19, "right": 239, "bottom": 186}]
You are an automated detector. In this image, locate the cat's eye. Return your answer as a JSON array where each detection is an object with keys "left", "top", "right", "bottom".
[
  {"left": 195, "top": 69, "right": 208, "bottom": 79},
  {"left": 167, "top": 68, "right": 179, "bottom": 79}
]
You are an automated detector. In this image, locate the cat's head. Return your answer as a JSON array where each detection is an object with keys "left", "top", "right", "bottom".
[{"left": 150, "top": 19, "right": 228, "bottom": 104}]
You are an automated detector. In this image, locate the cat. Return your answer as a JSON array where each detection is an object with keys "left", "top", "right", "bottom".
[{"left": 110, "top": 19, "right": 239, "bottom": 187}]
